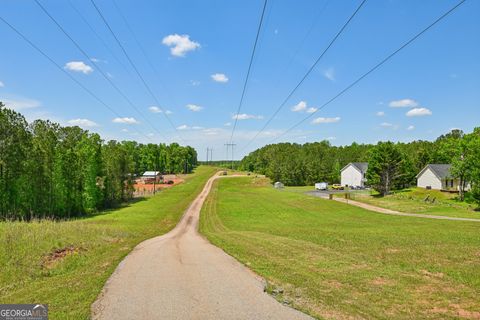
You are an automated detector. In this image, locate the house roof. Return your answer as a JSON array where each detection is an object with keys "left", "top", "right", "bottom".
[
  {"left": 416, "top": 164, "right": 452, "bottom": 179},
  {"left": 341, "top": 162, "right": 368, "bottom": 173},
  {"left": 142, "top": 171, "right": 161, "bottom": 176}
]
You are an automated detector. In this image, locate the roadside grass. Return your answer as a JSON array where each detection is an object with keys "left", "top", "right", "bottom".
[
  {"left": 348, "top": 187, "right": 479, "bottom": 219},
  {"left": 0, "top": 166, "right": 216, "bottom": 319},
  {"left": 200, "top": 177, "right": 480, "bottom": 320}
]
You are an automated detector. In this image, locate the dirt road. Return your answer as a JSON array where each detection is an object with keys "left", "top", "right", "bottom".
[
  {"left": 306, "top": 191, "right": 480, "bottom": 222},
  {"left": 92, "top": 174, "right": 312, "bottom": 320}
]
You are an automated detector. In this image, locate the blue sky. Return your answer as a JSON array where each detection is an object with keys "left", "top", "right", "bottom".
[{"left": 0, "top": 0, "right": 479, "bottom": 160}]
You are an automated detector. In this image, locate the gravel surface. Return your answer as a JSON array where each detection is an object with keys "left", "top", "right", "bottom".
[{"left": 92, "top": 174, "right": 312, "bottom": 320}]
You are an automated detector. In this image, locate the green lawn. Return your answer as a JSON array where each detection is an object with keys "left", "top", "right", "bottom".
[
  {"left": 200, "top": 177, "right": 480, "bottom": 319},
  {"left": 349, "top": 187, "right": 480, "bottom": 219},
  {"left": 0, "top": 166, "right": 216, "bottom": 319}
]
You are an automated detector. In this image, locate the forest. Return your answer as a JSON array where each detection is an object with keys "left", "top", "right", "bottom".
[
  {"left": 240, "top": 127, "right": 480, "bottom": 202},
  {"left": 0, "top": 104, "right": 197, "bottom": 220}
]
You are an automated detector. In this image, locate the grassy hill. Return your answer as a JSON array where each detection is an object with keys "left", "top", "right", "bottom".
[
  {"left": 200, "top": 177, "right": 480, "bottom": 319},
  {"left": 0, "top": 166, "right": 217, "bottom": 319}
]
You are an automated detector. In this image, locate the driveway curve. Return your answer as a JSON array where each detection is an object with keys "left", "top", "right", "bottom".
[{"left": 92, "top": 173, "right": 312, "bottom": 320}]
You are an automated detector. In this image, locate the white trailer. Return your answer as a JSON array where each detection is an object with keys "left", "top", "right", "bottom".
[{"left": 315, "top": 182, "right": 328, "bottom": 190}]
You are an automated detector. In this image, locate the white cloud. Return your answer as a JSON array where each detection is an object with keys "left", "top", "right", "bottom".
[
  {"left": 311, "top": 117, "right": 340, "bottom": 124},
  {"left": 406, "top": 107, "right": 432, "bottom": 117},
  {"left": 112, "top": 117, "right": 139, "bottom": 124},
  {"left": 306, "top": 107, "right": 318, "bottom": 114},
  {"left": 211, "top": 73, "right": 229, "bottom": 83},
  {"left": 389, "top": 98, "right": 418, "bottom": 108},
  {"left": 0, "top": 81, "right": 4, "bottom": 88},
  {"left": 326, "top": 136, "right": 336, "bottom": 140},
  {"left": 64, "top": 61, "right": 93, "bottom": 74},
  {"left": 323, "top": 67, "right": 335, "bottom": 81},
  {"left": 380, "top": 122, "right": 399, "bottom": 130},
  {"left": 177, "top": 124, "right": 203, "bottom": 130},
  {"left": 407, "top": 125, "right": 415, "bottom": 131},
  {"left": 1, "top": 96, "right": 41, "bottom": 110},
  {"left": 203, "top": 128, "right": 221, "bottom": 136},
  {"left": 149, "top": 106, "right": 162, "bottom": 113},
  {"left": 190, "top": 80, "right": 200, "bottom": 86},
  {"left": 186, "top": 104, "right": 203, "bottom": 112},
  {"left": 291, "top": 101, "right": 307, "bottom": 112},
  {"left": 90, "top": 57, "right": 100, "bottom": 63},
  {"left": 147, "top": 133, "right": 155, "bottom": 137},
  {"left": 232, "top": 113, "right": 263, "bottom": 120},
  {"left": 162, "top": 34, "right": 200, "bottom": 57},
  {"left": 376, "top": 111, "right": 385, "bottom": 116},
  {"left": 165, "top": 110, "right": 173, "bottom": 115},
  {"left": 121, "top": 128, "right": 129, "bottom": 132},
  {"left": 67, "top": 118, "right": 98, "bottom": 127},
  {"left": 224, "top": 122, "right": 231, "bottom": 126}
]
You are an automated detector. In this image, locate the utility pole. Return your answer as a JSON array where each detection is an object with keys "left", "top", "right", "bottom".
[
  {"left": 225, "top": 142, "right": 236, "bottom": 170},
  {"left": 206, "top": 147, "right": 210, "bottom": 165}
]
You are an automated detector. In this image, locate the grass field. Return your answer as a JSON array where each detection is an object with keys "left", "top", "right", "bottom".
[
  {"left": 285, "top": 185, "right": 479, "bottom": 219},
  {"left": 200, "top": 177, "right": 480, "bottom": 319},
  {"left": 0, "top": 166, "right": 216, "bottom": 319},
  {"left": 347, "top": 187, "right": 479, "bottom": 219}
]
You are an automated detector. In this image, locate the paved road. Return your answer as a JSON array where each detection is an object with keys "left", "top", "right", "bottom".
[
  {"left": 92, "top": 174, "right": 312, "bottom": 320},
  {"left": 306, "top": 191, "right": 480, "bottom": 222}
]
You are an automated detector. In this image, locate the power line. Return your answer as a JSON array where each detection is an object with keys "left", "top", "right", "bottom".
[
  {"left": 111, "top": 0, "right": 181, "bottom": 112},
  {"left": 271, "top": 0, "right": 467, "bottom": 144},
  {"left": 67, "top": 0, "right": 132, "bottom": 76},
  {"left": 229, "top": 0, "right": 268, "bottom": 144},
  {"left": 241, "top": 0, "right": 367, "bottom": 152},
  {"left": 34, "top": 0, "right": 167, "bottom": 140},
  {"left": 0, "top": 15, "right": 153, "bottom": 142},
  {"left": 90, "top": 0, "right": 185, "bottom": 144},
  {"left": 271, "top": 0, "right": 331, "bottom": 90}
]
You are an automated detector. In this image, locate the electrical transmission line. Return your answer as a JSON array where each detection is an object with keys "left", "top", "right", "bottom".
[
  {"left": 240, "top": 0, "right": 368, "bottom": 152},
  {"left": 0, "top": 15, "right": 153, "bottom": 142},
  {"left": 111, "top": 0, "right": 181, "bottom": 112},
  {"left": 270, "top": 0, "right": 467, "bottom": 144},
  {"left": 229, "top": 0, "right": 269, "bottom": 144},
  {"left": 90, "top": 0, "right": 185, "bottom": 143},
  {"left": 67, "top": 0, "right": 133, "bottom": 76},
  {"left": 34, "top": 0, "right": 167, "bottom": 140}
]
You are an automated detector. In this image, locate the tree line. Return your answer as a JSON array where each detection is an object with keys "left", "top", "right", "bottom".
[
  {"left": 240, "top": 128, "right": 480, "bottom": 203},
  {"left": 0, "top": 104, "right": 197, "bottom": 220}
]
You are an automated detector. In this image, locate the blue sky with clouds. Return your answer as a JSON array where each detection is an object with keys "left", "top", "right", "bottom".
[{"left": 0, "top": 0, "right": 479, "bottom": 160}]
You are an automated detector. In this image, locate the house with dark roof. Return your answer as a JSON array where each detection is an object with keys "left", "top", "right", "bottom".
[
  {"left": 340, "top": 162, "right": 368, "bottom": 188},
  {"left": 416, "top": 164, "right": 469, "bottom": 191}
]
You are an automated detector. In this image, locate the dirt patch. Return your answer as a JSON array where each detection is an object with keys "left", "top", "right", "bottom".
[
  {"left": 43, "top": 246, "right": 83, "bottom": 269},
  {"left": 420, "top": 269, "right": 444, "bottom": 279},
  {"left": 371, "top": 277, "right": 395, "bottom": 286}
]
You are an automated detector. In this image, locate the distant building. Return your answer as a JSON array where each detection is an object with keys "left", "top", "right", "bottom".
[
  {"left": 340, "top": 162, "right": 368, "bottom": 188},
  {"left": 140, "top": 171, "right": 161, "bottom": 183},
  {"left": 416, "top": 164, "right": 469, "bottom": 191}
]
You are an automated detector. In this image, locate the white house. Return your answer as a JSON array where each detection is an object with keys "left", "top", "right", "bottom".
[
  {"left": 340, "top": 162, "right": 368, "bottom": 188},
  {"left": 416, "top": 164, "right": 469, "bottom": 191}
]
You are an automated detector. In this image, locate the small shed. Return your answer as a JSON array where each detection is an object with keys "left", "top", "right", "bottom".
[
  {"left": 141, "top": 171, "right": 161, "bottom": 183},
  {"left": 274, "top": 181, "right": 284, "bottom": 189}
]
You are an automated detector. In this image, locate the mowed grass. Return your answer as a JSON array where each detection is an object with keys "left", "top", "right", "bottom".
[
  {"left": 0, "top": 166, "right": 216, "bottom": 319},
  {"left": 200, "top": 177, "right": 480, "bottom": 319},
  {"left": 350, "top": 187, "right": 479, "bottom": 219}
]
